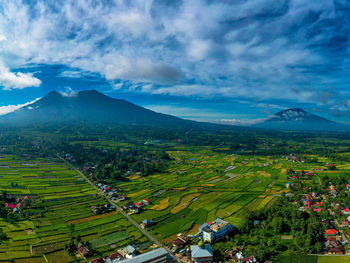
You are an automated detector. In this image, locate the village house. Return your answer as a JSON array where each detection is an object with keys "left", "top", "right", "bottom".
[
  {"left": 325, "top": 229, "right": 339, "bottom": 237},
  {"left": 105, "top": 251, "right": 123, "bottom": 263},
  {"left": 118, "top": 245, "right": 137, "bottom": 259},
  {"left": 117, "top": 195, "right": 128, "bottom": 201},
  {"left": 120, "top": 248, "right": 170, "bottom": 263},
  {"left": 238, "top": 255, "right": 259, "bottom": 263},
  {"left": 129, "top": 207, "right": 139, "bottom": 215},
  {"left": 77, "top": 242, "right": 90, "bottom": 258},
  {"left": 141, "top": 219, "right": 154, "bottom": 229},
  {"left": 123, "top": 202, "right": 135, "bottom": 210},
  {"left": 199, "top": 218, "right": 234, "bottom": 243},
  {"left": 89, "top": 258, "right": 104, "bottom": 263},
  {"left": 190, "top": 244, "right": 213, "bottom": 263},
  {"left": 341, "top": 208, "right": 350, "bottom": 215},
  {"left": 91, "top": 204, "right": 114, "bottom": 214},
  {"left": 172, "top": 234, "right": 190, "bottom": 249}
]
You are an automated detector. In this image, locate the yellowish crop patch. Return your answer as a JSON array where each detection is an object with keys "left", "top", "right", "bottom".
[
  {"left": 149, "top": 197, "right": 170, "bottom": 210},
  {"left": 171, "top": 193, "right": 201, "bottom": 214},
  {"left": 128, "top": 189, "right": 148, "bottom": 197}
]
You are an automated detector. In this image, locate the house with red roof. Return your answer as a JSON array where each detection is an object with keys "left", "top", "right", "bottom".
[
  {"left": 342, "top": 208, "right": 350, "bottom": 215},
  {"left": 135, "top": 202, "right": 144, "bottom": 208},
  {"left": 89, "top": 258, "right": 103, "bottom": 263},
  {"left": 6, "top": 203, "right": 16, "bottom": 209},
  {"left": 326, "top": 229, "right": 339, "bottom": 236}
]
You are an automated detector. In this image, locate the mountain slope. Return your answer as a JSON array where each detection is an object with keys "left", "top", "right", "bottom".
[
  {"left": 254, "top": 108, "right": 349, "bottom": 131},
  {"left": 0, "top": 90, "right": 195, "bottom": 128}
]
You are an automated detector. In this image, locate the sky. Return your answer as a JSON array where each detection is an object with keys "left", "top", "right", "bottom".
[{"left": 1, "top": 0, "right": 350, "bottom": 124}]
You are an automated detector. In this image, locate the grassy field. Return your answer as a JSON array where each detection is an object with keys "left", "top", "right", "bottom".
[
  {"left": 317, "top": 256, "right": 350, "bottom": 263},
  {"left": 0, "top": 155, "right": 150, "bottom": 262}
]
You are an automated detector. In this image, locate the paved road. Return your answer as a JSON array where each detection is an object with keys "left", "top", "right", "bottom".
[{"left": 57, "top": 155, "right": 179, "bottom": 261}]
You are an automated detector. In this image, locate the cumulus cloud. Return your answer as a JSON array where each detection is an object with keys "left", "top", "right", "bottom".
[
  {"left": 0, "top": 63, "right": 41, "bottom": 90},
  {"left": 0, "top": 98, "right": 40, "bottom": 116},
  {"left": 0, "top": 0, "right": 349, "bottom": 113}
]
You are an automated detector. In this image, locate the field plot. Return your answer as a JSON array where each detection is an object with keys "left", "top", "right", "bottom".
[
  {"left": 118, "top": 150, "right": 296, "bottom": 241},
  {"left": 317, "top": 256, "right": 350, "bottom": 263},
  {"left": 0, "top": 155, "right": 149, "bottom": 262}
]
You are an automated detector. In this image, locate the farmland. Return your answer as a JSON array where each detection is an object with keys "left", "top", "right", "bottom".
[
  {"left": 1, "top": 129, "right": 350, "bottom": 262},
  {"left": 113, "top": 148, "right": 326, "bottom": 242},
  {"left": 0, "top": 155, "right": 150, "bottom": 262}
]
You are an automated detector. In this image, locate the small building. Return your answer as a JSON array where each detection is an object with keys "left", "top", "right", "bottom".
[
  {"left": 105, "top": 252, "right": 123, "bottom": 263},
  {"left": 239, "top": 256, "right": 258, "bottom": 263},
  {"left": 124, "top": 202, "right": 135, "bottom": 210},
  {"left": 118, "top": 245, "right": 137, "bottom": 259},
  {"left": 342, "top": 208, "right": 350, "bottom": 215},
  {"left": 191, "top": 244, "right": 213, "bottom": 263},
  {"left": 89, "top": 258, "right": 104, "bottom": 263},
  {"left": 141, "top": 219, "right": 153, "bottom": 229},
  {"left": 77, "top": 242, "right": 90, "bottom": 257},
  {"left": 6, "top": 203, "right": 16, "bottom": 209},
  {"left": 199, "top": 218, "right": 234, "bottom": 242},
  {"left": 135, "top": 202, "right": 144, "bottom": 208},
  {"left": 120, "top": 248, "right": 170, "bottom": 263},
  {"left": 118, "top": 195, "right": 128, "bottom": 201},
  {"left": 326, "top": 229, "right": 339, "bottom": 236},
  {"left": 172, "top": 235, "right": 189, "bottom": 249}
]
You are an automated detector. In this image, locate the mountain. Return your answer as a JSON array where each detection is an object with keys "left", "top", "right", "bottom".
[
  {"left": 0, "top": 90, "right": 197, "bottom": 128},
  {"left": 254, "top": 108, "right": 349, "bottom": 131}
]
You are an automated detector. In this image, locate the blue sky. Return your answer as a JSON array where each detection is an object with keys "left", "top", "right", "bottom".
[{"left": 1, "top": 0, "right": 350, "bottom": 124}]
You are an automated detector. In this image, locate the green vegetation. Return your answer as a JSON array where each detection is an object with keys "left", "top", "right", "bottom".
[
  {"left": 0, "top": 125, "right": 350, "bottom": 262},
  {"left": 0, "top": 155, "right": 149, "bottom": 262}
]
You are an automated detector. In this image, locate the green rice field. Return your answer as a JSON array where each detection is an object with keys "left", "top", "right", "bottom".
[{"left": 0, "top": 155, "right": 150, "bottom": 262}]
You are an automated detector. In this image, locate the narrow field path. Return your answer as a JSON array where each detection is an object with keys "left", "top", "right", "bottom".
[{"left": 57, "top": 154, "right": 179, "bottom": 262}]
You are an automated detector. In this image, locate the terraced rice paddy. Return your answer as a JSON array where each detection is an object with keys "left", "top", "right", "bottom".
[
  {"left": 0, "top": 155, "right": 149, "bottom": 262},
  {"left": 117, "top": 150, "right": 294, "bottom": 241}
]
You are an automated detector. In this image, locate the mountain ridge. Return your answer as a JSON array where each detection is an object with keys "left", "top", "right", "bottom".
[
  {"left": 0, "top": 89, "right": 196, "bottom": 128},
  {"left": 254, "top": 108, "right": 348, "bottom": 131}
]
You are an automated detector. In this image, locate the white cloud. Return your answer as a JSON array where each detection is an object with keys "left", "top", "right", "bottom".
[
  {"left": 59, "top": 70, "right": 83, "bottom": 78},
  {"left": 0, "top": 63, "right": 41, "bottom": 90},
  {"left": 105, "top": 57, "right": 182, "bottom": 84},
  {"left": 60, "top": 86, "right": 77, "bottom": 97},
  {"left": 0, "top": 34, "right": 6, "bottom": 42},
  {"left": 0, "top": 0, "right": 347, "bottom": 110},
  {"left": 0, "top": 98, "right": 40, "bottom": 116}
]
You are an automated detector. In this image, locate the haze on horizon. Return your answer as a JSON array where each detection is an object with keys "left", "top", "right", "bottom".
[{"left": 1, "top": 0, "right": 350, "bottom": 124}]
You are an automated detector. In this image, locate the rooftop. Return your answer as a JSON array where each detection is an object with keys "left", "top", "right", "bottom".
[
  {"left": 210, "top": 218, "right": 231, "bottom": 231},
  {"left": 191, "top": 245, "right": 213, "bottom": 258},
  {"left": 121, "top": 248, "right": 168, "bottom": 263}
]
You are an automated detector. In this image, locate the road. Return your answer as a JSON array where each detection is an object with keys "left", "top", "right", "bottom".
[{"left": 57, "top": 155, "right": 180, "bottom": 262}]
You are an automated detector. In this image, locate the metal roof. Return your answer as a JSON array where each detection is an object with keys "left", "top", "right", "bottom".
[
  {"left": 121, "top": 248, "right": 168, "bottom": 263},
  {"left": 191, "top": 245, "right": 213, "bottom": 258}
]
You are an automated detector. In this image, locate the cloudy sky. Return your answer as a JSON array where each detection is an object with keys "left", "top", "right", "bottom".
[{"left": 1, "top": 0, "right": 350, "bottom": 124}]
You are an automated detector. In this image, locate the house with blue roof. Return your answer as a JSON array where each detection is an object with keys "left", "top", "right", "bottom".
[
  {"left": 199, "top": 218, "right": 234, "bottom": 242},
  {"left": 190, "top": 244, "right": 213, "bottom": 263}
]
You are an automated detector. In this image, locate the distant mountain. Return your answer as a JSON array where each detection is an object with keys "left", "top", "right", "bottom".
[
  {"left": 0, "top": 90, "right": 196, "bottom": 128},
  {"left": 254, "top": 108, "right": 349, "bottom": 131}
]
